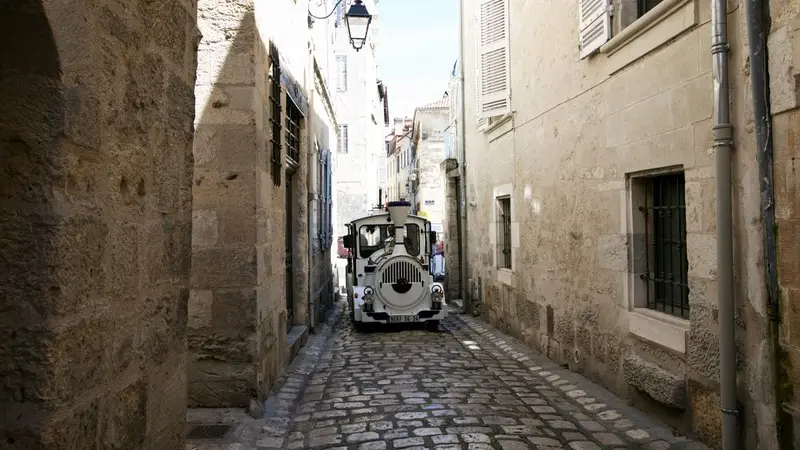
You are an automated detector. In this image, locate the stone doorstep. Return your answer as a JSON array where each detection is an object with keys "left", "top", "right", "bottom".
[{"left": 287, "top": 325, "right": 309, "bottom": 360}]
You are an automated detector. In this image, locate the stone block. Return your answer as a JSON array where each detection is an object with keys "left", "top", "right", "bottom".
[
  {"left": 142, "top": 216, "right": 192, "bottom": 284},
  {"left": 189, "top": 289, "right": 213, "bottom": 329},
  {"left": 99, "top": 379, "right": 148, "bottom": 448},
  {"left": 597, "top": 234, "right": 627, "bottom": 272},
  {"left": 193, "top": 167, "right": 256, "bottom": 210},
  {"left": 192, "top": 210, "right": 219, "bottom": 247},
  {"left": 38, "top": 398, "right": 101, "bottom": 449},
  {"left": 217, "top": 207, "right": 257, "bottom": 246},
  {"left": 686, "top": 233, "right": 717, "bottom": 280},
  {"left": 193, "top": 124, "right": 257, "bottom": 168},
  {"left": 212, "top": 288, "right": 257, "bottom": 329},
  {"left": 623, "top": 354, "right": 686, "bottom": 409},
  {"left": 190, "top": 247, "right": 257, "bottom": 289}
]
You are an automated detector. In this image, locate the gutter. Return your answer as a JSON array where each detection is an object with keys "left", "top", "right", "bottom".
[
  {"left": 743, "top": 0, "right": 788, "bottom": 446},
  {"left": 711, "top": 0, "right": 738, "bottom": 448},
  {"left": 458, "top": 0, "right": 470, "bottom": 312}
]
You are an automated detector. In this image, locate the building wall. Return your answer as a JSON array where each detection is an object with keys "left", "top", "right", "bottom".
[
  {"left": 334, "top": 0, "right": 387, "bottom": 236},
  {"left": 190, "top": 0, "right": 316, "bottom": 408},
  {"left": 414, "top": 107, "right": 449, "bottom": 229},
  {"left": 0, "top": 1, "right": 197, "bottom": 448},
  {"left": 460, "top": 0, "right": 778, "bottom": 447},
  {"left": 769, "top": 0, "right": 800, "bottom": 445}
]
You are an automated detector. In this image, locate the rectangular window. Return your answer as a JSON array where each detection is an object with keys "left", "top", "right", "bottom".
[
  {"left": 640, "top": 172, "right": 689, "bottom": 319},
  {"left": 338, "top": 125, "right": 348, "bottom": 153},
  {"left": 285, "top": 94, "right": 302, "bottom": 163},
  {"left": 336, "top": 55, "right": 347, "bottom": 92},
  {"left": 268, "top": 42, "right": 282, "bottom": 186},
  {"left": 496, "top": 196, "right": 511, "bottom": 269},
  {"left": 637, "top": 0, "right": 663, "bottom": 17}
]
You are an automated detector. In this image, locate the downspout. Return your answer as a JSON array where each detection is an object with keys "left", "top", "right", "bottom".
[
  {"left": 711, "top": 0, "right": 738, "bottom": 448},
  {"left": 458, "top": 0, "right": 470, "bottom": 312},
  {"left": 744, "top": 0, "right": 787, "bottom": 446}
]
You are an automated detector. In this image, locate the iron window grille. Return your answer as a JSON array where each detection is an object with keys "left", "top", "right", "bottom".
[
  {"left": 497, "top": 197, "right": 511, "bottom": 269},
  {"left": 268, "top": 42, "right": 282, "bottom": 186},
  {"left": 285, "top": 94, "right": 302, "bottom": 164},
  {"left": 338, "top": 125, "right": 348, "bottom": 153},
  {"left": 639, "top": 172, "right": 690, "bottom": 319}
]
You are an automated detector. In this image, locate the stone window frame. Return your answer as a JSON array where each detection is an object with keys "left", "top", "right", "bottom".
[
  {"left": 624, "top": 167, "right": 690, "bottom": 355},
  {"left": 490, "top": 183, "right": 518, "bottom": 287},
  {"left": 600, "top": 0, "right": 698, "bottom": 73}
]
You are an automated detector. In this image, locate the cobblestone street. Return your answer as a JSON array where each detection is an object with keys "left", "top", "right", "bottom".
[{"left": 187, "top": 302, "right": 708, "bottom": 450}]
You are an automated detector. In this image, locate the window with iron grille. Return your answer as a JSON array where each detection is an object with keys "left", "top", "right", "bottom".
[
  {"left": 285, "top": 94, "right": 302, "bottom": 164},
  {"left": 268, "top": 42, "right": 282, "bottom": 186},
  {"left": 496, "top": 196, "right": 511, "bottom": 269},
  {"left": 336, "top": 55, "right": 347, "bottom": 92},
  {"left": 338, "top": 125, "right": 348, "bottom": 153},
  {"left": 639, "top": 172, "right": 689, "bottom": 319},
  {"left": 637, "top": 0, "right": 663, "bottom": 17}
]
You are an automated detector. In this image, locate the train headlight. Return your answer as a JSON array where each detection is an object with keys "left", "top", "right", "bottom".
[
  {"left": 363, "top": 287, "right": 375, "bottom": 304},
  {"left": 430, "top": 283, "right": 444, "bottom": 305}
]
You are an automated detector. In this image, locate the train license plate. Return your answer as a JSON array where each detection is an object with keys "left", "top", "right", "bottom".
[{"left": 389, "top": 315, "right": 419, "bottom": 323}]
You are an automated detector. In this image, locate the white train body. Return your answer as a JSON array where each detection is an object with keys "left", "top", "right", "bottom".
[{"left": 343, "top": 201, "right": 447, "bottom": 327}]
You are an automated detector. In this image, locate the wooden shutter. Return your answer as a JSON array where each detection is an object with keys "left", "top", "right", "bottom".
[
  {"left": 579, "top": 0, "right": 611, "bottom": 59},
  {"left": 477, "top": 0, "right": 511, "bottom": 119}
]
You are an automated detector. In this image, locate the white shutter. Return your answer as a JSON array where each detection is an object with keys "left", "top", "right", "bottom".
[
  {"left": 477, "top": 0, "right": 511, "bottom": 119},
  {"left": 579, "top": 0, "right": 611, "bottom": 59}
]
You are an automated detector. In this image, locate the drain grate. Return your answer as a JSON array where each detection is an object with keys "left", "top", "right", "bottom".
[{"left": 186, "top": 424, "right": 232, "bottom": 440}]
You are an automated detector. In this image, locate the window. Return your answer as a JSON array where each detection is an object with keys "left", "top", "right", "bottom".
[
  {"left": 637, "top": 0, "right": 663, "bottom": 17},
  {"left": 358, "top": 224, "right": 421, "bottom": 258},
  {"left": 476, "top": 0, "right": 511, "bottom": 122},
  {"left": 336, "top": 55, "right": 347, "bottom": 92},
  {"left": 639, "top": 172, "right": 689, "bottom": 319},
  {"left": 285, "top": 94, "right": 302, "bottom": 163},
  {"left": 496, "top": 196, "right": 511, "bottom": 269},
  {"left": 268, "top": 41, "right": 282, "bottom": 186},
  {"left": 338, "top": 125, "right": 348, "bottom": 153}
]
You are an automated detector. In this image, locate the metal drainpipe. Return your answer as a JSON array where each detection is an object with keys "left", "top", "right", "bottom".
[
  {"left": 711, "top": 0, "right": 738, "bottom": 448},
  {"left": 458, "top": 0, "right": 470, "bottom": 312},
  {"left": 744, "top": 0, "right": 786, "bottom": 446}
]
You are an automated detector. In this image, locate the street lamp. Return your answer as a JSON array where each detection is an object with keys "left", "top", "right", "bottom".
[
  {"left": 344, "top": 0, "right": 372, "bottom": 52},
  {"left": 308, "top": 0, "right": 373, "bottom": 52}
]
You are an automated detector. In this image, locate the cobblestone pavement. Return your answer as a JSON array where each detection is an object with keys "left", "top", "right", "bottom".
[{"left": 187, "top": 301, "right": 708, "bottom": 450}]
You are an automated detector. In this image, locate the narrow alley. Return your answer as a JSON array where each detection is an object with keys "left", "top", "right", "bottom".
[{"left": 187, "top": 302, "right": 707, "bottom": 450}]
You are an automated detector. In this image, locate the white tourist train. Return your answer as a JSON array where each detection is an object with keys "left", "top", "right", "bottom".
[{"left": 342, "top": 200, "right": 447, "bottom": 330}]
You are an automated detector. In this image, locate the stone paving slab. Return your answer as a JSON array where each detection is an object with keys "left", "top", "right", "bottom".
[{"left": 187, "top": 301, "right": 710, "bottom": 450}]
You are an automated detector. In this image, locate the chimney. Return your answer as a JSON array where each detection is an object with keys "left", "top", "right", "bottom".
[{"left": 386, "top": 200, "right": 410, "bottom": 244}]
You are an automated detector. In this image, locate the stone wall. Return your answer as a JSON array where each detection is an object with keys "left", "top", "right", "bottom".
[
  {"left": 770, "top": 0, "right": 800, "bottom": 446},
  {"left": 414, "top": 107, "right": 449, "bottom": 228},
  {"left": 442, "top": 174, "right": 462, "bottom": 300},
  {"left": 460, "top": 0, "right": 778, "bottom": 447},
  {"left": 0, "top": 1, "right": 197, "bottom": 448},
  {"left": 190, "top": 0, "right": 310, "bottom": 408}
]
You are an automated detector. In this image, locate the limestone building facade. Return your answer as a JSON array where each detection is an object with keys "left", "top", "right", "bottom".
[
  {"left": 450, "top": 0, "right": 800, "bottom": 447},
  {"left": 1, "top": 1, "right": 198, "bottom": 448},
  {"left": 332, "top": 0, "right": 389, "bottom": 238},
  {"left": 190, "top": 0, "right": 337, "bottom": 409},
  {"left": 409, "top": 96, "right": 450, "bottom": 236}
]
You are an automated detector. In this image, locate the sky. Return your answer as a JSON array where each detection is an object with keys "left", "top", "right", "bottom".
[{"left": 374, "top": 0, "right": 459, "bottom": 121}]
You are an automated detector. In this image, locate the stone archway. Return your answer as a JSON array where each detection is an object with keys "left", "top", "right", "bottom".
[{"left": 0, "top": 2, "right": 198, "bottom": 449}]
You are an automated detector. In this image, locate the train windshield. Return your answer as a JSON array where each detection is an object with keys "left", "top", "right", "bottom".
[{"left": 358, "top": 224, "right": 420, "bottom": 257}]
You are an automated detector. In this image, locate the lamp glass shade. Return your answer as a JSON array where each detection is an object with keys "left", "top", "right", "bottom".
[{"left": 345, "top": 1, "right": 372, "bottom": 50}]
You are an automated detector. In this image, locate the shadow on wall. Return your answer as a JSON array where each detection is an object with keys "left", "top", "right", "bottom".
[
  {"left": 189, "top": 5, "right": 290, "bottom": 410},
  {"left": 0, "top": 4, "right": 63, "bottom": 446},
  {"left": 1, "top": 1, "right": 197, "bottom": 448}
]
